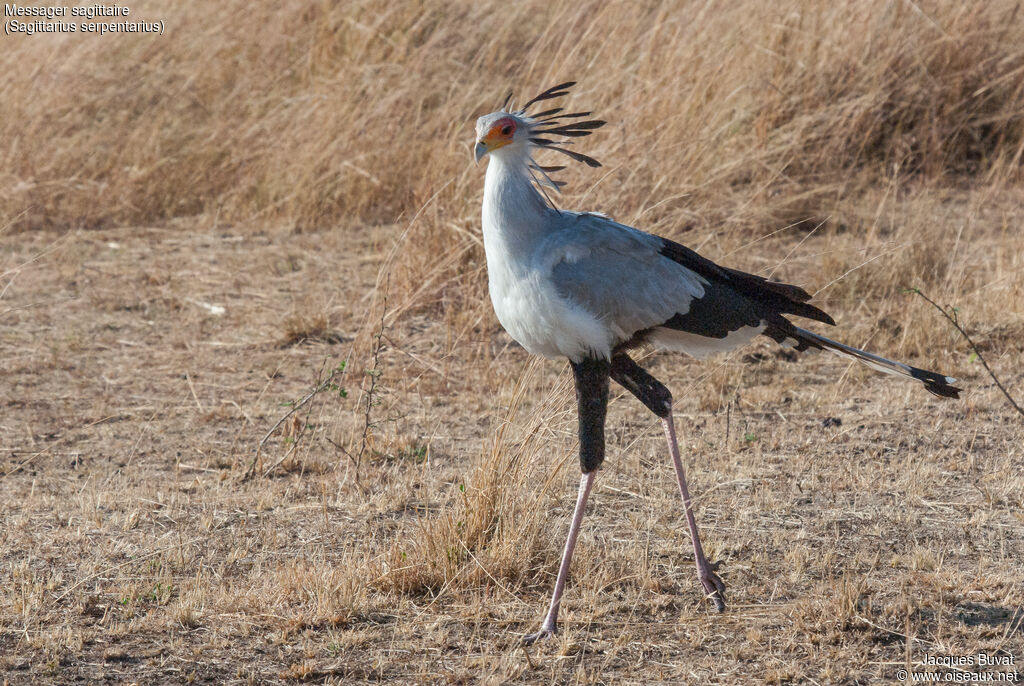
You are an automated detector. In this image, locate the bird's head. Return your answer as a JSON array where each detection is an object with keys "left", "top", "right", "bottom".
[
  {"left": 474, "top": 82, "right": 605, "bottom": 188},
  {"left": 474, "top": 112, "right": 527, "bottom": 162}
]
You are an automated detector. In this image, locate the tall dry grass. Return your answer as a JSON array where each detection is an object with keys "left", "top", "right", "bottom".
[
  {"left": 3, "top": 1, "right": 1022, "bottom": 232},
  {"left": 374, "top": 358, "right": 577, "bottom": 596}
]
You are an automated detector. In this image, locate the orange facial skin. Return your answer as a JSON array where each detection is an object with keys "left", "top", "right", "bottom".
[{"left": 480, "top": 117, "right": 517, "bottom": 152}]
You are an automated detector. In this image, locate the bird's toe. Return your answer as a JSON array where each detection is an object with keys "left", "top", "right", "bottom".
[
  {"left": 522, "top": 627, "right": 556, "bottom": 646},
  {"left": 702, "top": 580, "right": 726, "bottom": 612},
  {"left": 699, "top": 565, "right": 727, "bottom": 612}
]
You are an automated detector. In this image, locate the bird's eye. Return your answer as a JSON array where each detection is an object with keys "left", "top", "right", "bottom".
[{"left": 501, "top": 124, "right": 513, "bottom": 136}]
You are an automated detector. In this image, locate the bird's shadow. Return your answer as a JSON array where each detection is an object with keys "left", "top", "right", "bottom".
[{"left": 956, "top": 602, "right": 1024, "bottom": 633}]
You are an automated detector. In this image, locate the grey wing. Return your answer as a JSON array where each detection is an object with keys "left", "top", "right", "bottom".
[{"left": 542, "top": 212, "right": 708, "bottom": 344}]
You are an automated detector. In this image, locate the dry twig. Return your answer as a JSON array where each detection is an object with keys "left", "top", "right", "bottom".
[
  {"left": 347, "top": 282, "right": 390, "bottom": 485},
  {"left": 909, "top": 287, "right": 1023, "bottom": 418},
  {"left": 241, "top": 360, "right": 348, "bottom": 482}
]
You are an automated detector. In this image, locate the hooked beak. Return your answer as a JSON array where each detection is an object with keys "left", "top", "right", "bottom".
[{"left": 474, "top": 133, "right": 512, "bottom": 163}]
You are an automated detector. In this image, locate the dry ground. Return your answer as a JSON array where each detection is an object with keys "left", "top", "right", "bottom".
[
  {"left": 2, "top": 193, "right": 1023, "bottom": 684},
  {"left": 3, "top": 1, "right": 1024, "bottom": 683}
]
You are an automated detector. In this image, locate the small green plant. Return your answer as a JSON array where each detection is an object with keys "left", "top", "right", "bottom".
[
  {"left": 150, "top": 582, "right": 173, "bottom": 605},
  {"left": 389, "top": 443, "right": 428, "bottom": 463},
  {"left": 327, "top": 362, "right": 348, "bottom": 398}
]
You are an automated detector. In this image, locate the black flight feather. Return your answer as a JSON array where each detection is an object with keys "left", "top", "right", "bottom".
[{"left": 658, "top": 237, "right": 835, "bottom": 326}]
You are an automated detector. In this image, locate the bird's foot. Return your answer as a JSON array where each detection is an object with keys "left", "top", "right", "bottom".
[
  {"left": 698, "top": 559, "right": 726, "bottom": 612},
  {"left": 522, "top": 623, "right": 557, "bottom": 646}
]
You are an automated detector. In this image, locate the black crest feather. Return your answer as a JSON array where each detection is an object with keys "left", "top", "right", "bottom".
[
  {"left": 515, "top": 82, "right": 605, "bottom": 185},
  {"left": 541, "top": 146, "right": 602, "bottom": 168},
  {"left": 521, "top": 81, "right": 576, "bottom": 110}
]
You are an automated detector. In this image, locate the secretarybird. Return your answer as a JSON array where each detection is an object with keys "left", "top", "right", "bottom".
[{"left": 472, "top": 81, "right": 960, "bottom": 645}]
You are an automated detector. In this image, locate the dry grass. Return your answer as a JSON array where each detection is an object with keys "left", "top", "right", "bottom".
[{"left": 2, "top": 0, "right": 1024, "bottom": 683}]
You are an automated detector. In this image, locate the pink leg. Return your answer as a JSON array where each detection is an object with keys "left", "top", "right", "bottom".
[
  {"left": 662, "top": 407, "right": 726, "bottom": 611},
  {"left": 523, "top": 471, "right": 596, "bottom": 645}
]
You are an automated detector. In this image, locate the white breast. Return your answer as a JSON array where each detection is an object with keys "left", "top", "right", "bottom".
[
  {"left": 481, "top": 154, "right": 612, "bottom": 362},
  {"left": 486, "top": 250, "right": 611, "bottom": 361}
]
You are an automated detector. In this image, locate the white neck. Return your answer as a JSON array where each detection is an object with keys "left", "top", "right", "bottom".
[{"left": 481, "top": 149, "right": 552, "bottom": 266}]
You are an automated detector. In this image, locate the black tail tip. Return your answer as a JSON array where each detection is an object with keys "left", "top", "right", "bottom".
[
  {"left": 914, "top": 369, "right": 961, "bottom": 399},
  {"left": 925, "top": 382, "right": 961, "bottom": 399}
]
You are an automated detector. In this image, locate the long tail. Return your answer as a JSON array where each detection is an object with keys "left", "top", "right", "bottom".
[{"left": 765, "top": 324, "right": 961, "bottom": 399}]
